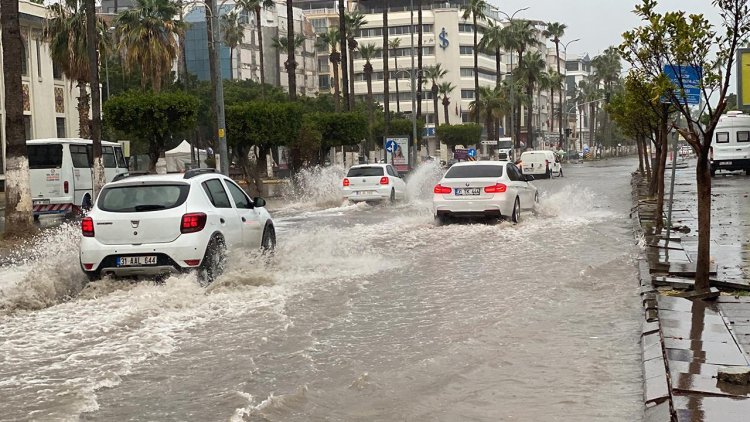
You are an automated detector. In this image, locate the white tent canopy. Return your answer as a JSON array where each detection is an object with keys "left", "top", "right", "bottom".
[{"left": 165, "top": 140, "right": 207, "bottom": 173}]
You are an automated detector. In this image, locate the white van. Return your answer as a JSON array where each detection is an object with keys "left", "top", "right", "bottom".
[
  {"left": 519, "top": 150, "right": 562, "bottom": 178},
  {"left": 497, "top": 137, "right": 514, "bottom": 161},
  {"left": 711, "top": 111, "right": 750, "bottom": 176},
  {"left": 28, "top": 138, "right": 128, "bottom": 217}
]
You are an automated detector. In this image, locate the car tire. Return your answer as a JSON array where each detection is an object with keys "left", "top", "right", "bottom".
[
  {"left": 745, "top": 169, "right": 750, "bottom": 176},
  {"left": 511, "top": 197, "right": 521, "bottom": 224},
  {"left": 198, "top": 236, "right": 226, "bottom": 284},
  {"left": 545, "top": 168, "right": 551, "bottom": 179},
  {"left": 559, "top": 168, "right": 564, "bottom": 177},
  {"left": 389, "top": 188, "right": 396, "bottom": 203},
  {"left": 84, "top": 271, "right": 100, "bottom": 283},
  {"left": 261, "top": 224, "right": 276, "bottom": 253},
  {"left": 710, "top": 167, "right": 716, "bottom": 177},
  {"left": 435, "top": 214, "right": 449, "bottom": 226}
]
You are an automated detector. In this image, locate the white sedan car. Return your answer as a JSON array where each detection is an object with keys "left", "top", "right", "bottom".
[
  {"left": 79, "top": 169, "right": 275, "bottom": 283},
  {"left": 433, "top": 161, "right": 537, "bottom": 224},
  {"left": 341, "top": 163, "right": 407, "bottom": 202}
]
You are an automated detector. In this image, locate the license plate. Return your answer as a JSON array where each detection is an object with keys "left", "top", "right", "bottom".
[
  {"left": 117, "top": 256, "right": 157, "bottom": 267},
  {"left": 33, "top": 199, "right": 50, "bottom": 205},
  {"left": 455, "top": 188, "right": 481, "bottom": 196},
  {"left": 719, "top": 161, "right": 732, "bottom": 165}
]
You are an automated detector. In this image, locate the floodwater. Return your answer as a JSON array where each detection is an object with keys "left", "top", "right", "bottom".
[{"left": 0, "top": 158, "right": 643, "bottom": 421}]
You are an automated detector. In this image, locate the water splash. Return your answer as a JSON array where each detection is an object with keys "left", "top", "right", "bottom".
[
  {"left": 280, "top": 165, "right": 348, "bottom": 211},
  {"left": 405, "top": 160, "right": 444, "bottom": 203},
  {"left": 535, "top": 184, "right": 617, "bottom": 221}
]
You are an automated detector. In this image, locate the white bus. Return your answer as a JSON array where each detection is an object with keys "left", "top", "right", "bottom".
[
  {"left": 711, "top": 111, "right": 750, "bottom": 176},
  {"left": 28, "top": 138, "right": 128, "bottom": 217}
]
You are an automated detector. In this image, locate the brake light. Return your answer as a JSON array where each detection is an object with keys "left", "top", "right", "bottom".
[
  {"left": 181, "top": 212, "right": 207, "bottom": 233},
  {"left": 434, "top": 184, "right": 452, "bottom": 194},
  {"left": 81, "top": 217, "right": 94, "bottom": 237},
  {"left": 64, "top": 181, "right": 69, "bottom": 194},
  {"left": 83, "top": 263, "right": 94, "bottom": 270},
  {"left": 484, "top": 183, "right": 507, "bottom": 193},
  {"left": 184, "top": 259, "right": 201, "bottom": 266},
  {"left": 380, "top": 176, "right": 390, "bottom": 185},
  {"left": 343, "top": 178, "right": 350, "bottom": 187}
]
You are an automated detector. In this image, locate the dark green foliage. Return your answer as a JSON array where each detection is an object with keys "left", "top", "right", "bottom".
[{"left": 436, "top": 123, "right": 482, "bottom": 148}]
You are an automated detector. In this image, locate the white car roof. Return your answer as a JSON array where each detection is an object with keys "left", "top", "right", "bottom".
[
  {"left": 349, "top": 163, "right": 389, "bottom": 168},
  {"left": 450, "top": 160, "right": 510, "bottom": 167},
  {"left": 27, "top": 138, "right": 122, "bottom": 146},
  {"left": 105, "top": 172, "right": 227, "bottom": 187}
]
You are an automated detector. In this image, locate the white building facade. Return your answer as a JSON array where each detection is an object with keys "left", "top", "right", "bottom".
[{"left": 0, "top": 0, "right": 82, "bottom": 184}]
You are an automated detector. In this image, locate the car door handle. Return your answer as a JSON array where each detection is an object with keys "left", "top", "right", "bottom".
[
  {"left": 220, "top": 218, "right": 225, "bottom": 224},
  {"left": 241, "top": 217, "right": 246, "bottom": 222}
]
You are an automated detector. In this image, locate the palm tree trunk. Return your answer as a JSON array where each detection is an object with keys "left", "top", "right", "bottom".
[
  {"left": 78, "top": 82, "right": 91, "bottom": 139},
  {"left": 332, "top": 56, "right": 341, "bottom": 111},
  {"left": 286, "top": 0, "right": 297, "bottom": 100},
  {"left": 443, "top": 99, "right": 449, "bottom": 124},
  {"left": 495, "top": 47, "right": 501, "bottom": 87},
  {"left": 338, "top": 0, "right": 349, "bottom": 111},
  {"left": 550, "top": 85, "right": 555, "bottom": 138},
  {"left": 473, "top": 14, "right": 479, "bottom": 124},
  {"left": 432, "top": 85, "right": 439, "bottom": 127},
  {"left": 229, "top": 48, "right": 234, "bottom": 80},
  {"left": 394, "top": 52, "right": 400, "bottom": 113},
  {"left": 85, "top": 0, "right": 105, "bottom": 197},
  {"left": 527, "top": 84, "right": 534, "bottom": 149},
  {"left": 348, "top": 46, "right": 355, "bottom": 109},
  {"left": 417, "top": 0, "right": 423, "bottom": 119},
  {"left": 382, "top": 0, "right": 390, "bottom": 141},
  {"left": 366, "top": 70, "right": 374, "bottom": 153},
  {"left": 1, "top": 0, "right": 34, "bottom": 238},
  {"left": 256, "top": 7, "right": 266, "bottom": 89}
]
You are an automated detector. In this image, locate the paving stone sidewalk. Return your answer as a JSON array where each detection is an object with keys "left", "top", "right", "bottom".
[{"left": 633, "top": 164, "right": 750, "bottom": 422}]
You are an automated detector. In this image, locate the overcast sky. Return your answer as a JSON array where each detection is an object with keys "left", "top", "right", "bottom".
[{"left": 489, "top": 0, "right": 722, "bottom": 58}]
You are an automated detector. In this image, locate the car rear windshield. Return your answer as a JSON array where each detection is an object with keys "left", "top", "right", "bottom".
[
  {"left": 98, "top": 184, "right": 190, "bottom": 212},
  {"left": 347, "top": 166, "right": 384, "bottom": 177},
  {"left": 28, "top": 144, "right": 63, "bottom": 169},
  {"left": 444, "top": 165, "right": 503, "bottom": 178},
  {"left": 498, "top": 141, "right": 513, "bottom": 149}
]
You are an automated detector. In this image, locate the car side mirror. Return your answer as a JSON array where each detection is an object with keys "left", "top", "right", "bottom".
[
  {"left": 253, "top": 197, "right": 266, "bottom": 207},
  {"left": 524, "top": 175, "right": 534, "bottom": 182}
]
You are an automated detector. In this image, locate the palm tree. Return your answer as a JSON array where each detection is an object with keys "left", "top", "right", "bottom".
[
  {"left": 359, "top": 43, "right": 381, "bottom": 151},
  {"left": 236, "top": 0, "right": 275, "bottom": 88},
  {"left": 424, "top": 64, "right": 448, "bottom": 128},
  {"left": 2, "top": 0, "right": 35, "bottom": 237},
  {"left": 592, "top": 47, "right": 621, "bottom": 147},
  {"left": 578, "top": 75, "right": 601, "bottom": 150},
  {"left": 116, "top": 0, "right": 183, "bottom": 93},
  {"left": 221, "top": 10, "right": 245, "bottom": 80},
  {"left": 517, "top": 51, "right": 548, "bottom": 149},
  {"left": 547, "top": 71, "right": 564, "bottom": 144},
  {"left": 318, "top": 28, "right": 341, "bottom": 111},
  {"left": 345, "top": 11, "right": 367, "bottom": 109},
  {"left": 461, "top": 0, "right": 487, "bottom": 124},
  {"left": 389, "top": 37, "right": 402, "bottom": 113},
  {"left": 272, "top": 33, "right": 304, "bottom": 94},
  {"left": 542, "top": 22, "right": 566, "bottom": 139},
  {"left": 501, "top": 19, "right": 542, "bottom": 145},
  {"left": 438, "top": 82, "right": 456, "bottom": 125},
  {"left": 479, "top": 19, "right": 503, "bottom": 84},
  {"left": 469, "top": 86, "right": 508, "bottom": 142},
  {"left": 285, "top": 0, "right": 296, "bottom": 99}
]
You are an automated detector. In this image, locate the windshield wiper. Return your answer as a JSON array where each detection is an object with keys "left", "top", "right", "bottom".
[{"left": 134, "top": 204, "right": 167, "bottom": 211}]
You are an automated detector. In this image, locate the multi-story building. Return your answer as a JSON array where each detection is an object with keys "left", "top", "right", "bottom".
[
  {"left": 1, "top": 0, "right": 82, "bottom": 186},
  {"left": 565, "top": 54, "right": 595, "bottom": 147}
]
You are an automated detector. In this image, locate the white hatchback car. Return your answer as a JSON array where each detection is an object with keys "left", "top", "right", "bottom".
[
  {"left": 79, "top": 169, "right": 275, "bottom": 283},
  {"left": 342, "top": 163, "right": 407, "bottom": 202},
  {"left": 433, "top": 161, "right": 537, "bottom": 224}
]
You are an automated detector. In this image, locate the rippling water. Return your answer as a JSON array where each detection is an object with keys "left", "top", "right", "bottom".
[{"left": 0, "top": 158, "right": 643, "bottom": 421}]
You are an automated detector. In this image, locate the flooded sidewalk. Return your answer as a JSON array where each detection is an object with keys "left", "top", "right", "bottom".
[{"left": 633, "top": 164, "right": 750, "bottom": 422}]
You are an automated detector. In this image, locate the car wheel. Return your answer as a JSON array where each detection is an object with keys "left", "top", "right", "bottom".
[
  {"left": 545, "top": 169, "right": 551, "bottom": 179},
  {"left": 710, "top": 167, "right": 717, "bottom": 177},
  {"left": 84, "top": 271, "right": 100, "bottom": 283},
  {"left": 560, "top": 168, "right": 564, "bottom": 177},
  {"left": 745, "top": 169, "right": 750, "bottom": 176},
  {"left": 261, "top": 224, "right": 276, "bottom": 253},
  {"left": 532, "top": 193, "right": 539, "bottom": 216},
  {"left": 435, "top": 214, "right": 449, "bottom": 226},
  {"left": 511, "top": 197, "right": 521, "bottom": 224},
  {"left": 198, "top": 236, "right": 226, "bottom": 284},
  {"left": 389, "top": 188, "right": 396, "bottom": 203}
]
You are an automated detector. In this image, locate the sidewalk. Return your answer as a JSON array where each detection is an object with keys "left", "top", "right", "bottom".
[{"left": 633, "top": 164, "right": 750, "bottom": 422}]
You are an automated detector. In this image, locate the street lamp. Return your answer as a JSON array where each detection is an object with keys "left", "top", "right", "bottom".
[
  {"left": 560, "top": 38, "right": 580, "bottom": 153},
  {"left": 497, "top": 7, "right": 529, "bottom": 156}
]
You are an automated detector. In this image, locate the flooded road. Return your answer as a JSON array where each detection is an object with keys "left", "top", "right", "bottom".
[{"left": 0, "top": 158, "right": 643, "bottom": 421}]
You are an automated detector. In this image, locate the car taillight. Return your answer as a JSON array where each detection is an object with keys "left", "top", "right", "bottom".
[
  {"left": 82, "top": 263, "right": 94, "bottom": 270},
  {"left": 434, "top": 184, "right": 452, "bottom": 194},
  {"left": 181, "top": 212, "right": 207, "bottom": 234},
  {"left": 380, "top": 176, "right": 390, "bottom": 185},
  {"left": 184, "top": 259, "right": 201, "bottom": 266},
  {"left": 64, "top": 181, "right": 69, "bottom": 194},
  {"left": 343, "top": 178, "right": 350, "bottom": 187},
  {"left": 82, "top": 217, "right": 94, "bottom": 237},
  {"left": 484, "top": 183, "right": 507, "bottom": 193}
]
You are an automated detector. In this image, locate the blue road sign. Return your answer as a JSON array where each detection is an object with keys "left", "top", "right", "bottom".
[
  {"left": 385, "top": 140, "right": 398, "bottom": 153},
  {"left": 663, "top": 65, "right": 702, "bottom": 105},
  {"left": 467, "top": 148, "right": 477, "bottom": 158}
]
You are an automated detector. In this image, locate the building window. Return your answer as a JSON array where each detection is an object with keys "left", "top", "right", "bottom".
[
  {"left": 459, "top": 23, "right": 474, "bottom": 33},
  {"left": 565, "top": 61, "right": 579, "bottom": 72},
  {"left": 319, "top": 75, "right": 330, "bottom": 90},
  {"left": 460, "top": 46, "right": 473, "bottom": 55},
  {"left": 460, "top": 67, "right": 496, "bottom": 82},
  {"left": 460, "top": 68, "right": 474, "bottom": 78},
  {"left": 53, "top": 62, "right": 63, "bottom": 80},
  {"left": 356, "top": 27, "right": 383, "bottom": 37},
  {"left": 461, "top": 89, "right": 475, "bottom": 99},
  {"left": 56, "top": 117, "right": 66, "bottom": 138},
  {"left": 21, "top": 39, "right": 28, "bottom": 76},
  {"left": 311, "top": 18, "right": 328, "bottom": 33},
  {"left": 462, "top": 112, "right": 471, "bottom": 123},
  {"left": 318, "top": 57, "right": 330, "bottom": 73},
  {"left": 24, "top": 115, "right": 32, "bottom": 139},
  {"left": 36, "top": 39, "right": 43, "bottom": 78}
]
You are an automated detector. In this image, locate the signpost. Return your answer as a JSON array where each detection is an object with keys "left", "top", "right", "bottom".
[
  {"left": 663, "top": 65, "right": 702, "bottom": 106},
  {"left": 738, "top": 48, "right": 750, "bottom": 109},
  {"left": 467, "top": 148, "right": 477, "bottom": 160},
  {"left": 386, "top": 137, "right": 409, "bottom": 172}
]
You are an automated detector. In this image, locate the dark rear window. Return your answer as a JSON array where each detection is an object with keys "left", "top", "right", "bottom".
[
  {"left": 28, "top": 144, "right": 63, "bottom": 169},
  {"left": 498, "top": 140, "right": 513, "bottom": 149},
  {"left": 445, "top": 165, "right": 504, "bottom": 179},
  {"left": 98, "top": 184, "right": 189, "bottom": 212},
  {"left": 347, "top": 166, "right": 384, "bottom": 177},
  {"left": 103, "top": 146, "right": 116, "bottom": 168}
]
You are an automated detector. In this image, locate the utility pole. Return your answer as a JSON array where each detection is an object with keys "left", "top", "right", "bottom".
[
  {"left": 498, "top": 7, "right": 529, "bottom": 158},
  {"left": 208, "top": 0, "right": 229, "bottom": 175}
]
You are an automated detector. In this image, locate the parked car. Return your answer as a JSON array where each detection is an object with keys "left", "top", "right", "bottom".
[
  {"left": 28, "top": 138, "right": 128, "bottom": 218},
  {"left": 341, "top": 164, "right": 407, "bottom": 203},
  {"left": 79, "top": 168, "right": 275, "bottom": 283},
  {"left": 710, "top": 111, "right": 750, "bottom": 176},
  {"left": 432, "top": 161, "right": 537, "bottom": 224},
  {"left": 519, "top": 150, "right": 562, "bottom": 178}
]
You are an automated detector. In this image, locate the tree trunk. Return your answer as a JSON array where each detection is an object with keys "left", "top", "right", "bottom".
[
  {"left": 255, "top": 144, "right": 269, "bottom": 195},
  {"left": 382, "top": 1, "right": 390, "bottom": 143},
  {"left": 206, "top": 6, "right": 218, "bottom": 139},
  {"left": 78, "top": 82, "right": 91, "bottom": 139},
  {"left": 256, "top": 7, "right": 266, "bottom": 90},
  {"left": 85, "top": 0, "right": 105, "bottom": 198},
  {"left": 650, "top": 139, "right": 661, "bottom": 196},
  {"left": 179, "top": 8, "right": 188, "bottom": 84},
  {"left": 550, "top": 85, "right": 555, "bottom": 137},
  {"left": 332, "top": 56, "right": 341, "bottom": 111},
  {"left": 417, "top": 0, "right": 423, "bottom": 120},
  {"left": 394, "top": 53, "right": 400, "bottom": 114},
  {"left": 432, "top": 84, "right": 439, "bottom": 128},
  {"left": 636, "top": 134, "right": 645, "bottom": 175},
  {"left": 473, "top": 14, "right": 479, "bottom": 124},
  {"left": 348, "top": 46, "right": 355, "bottom": 109},
  {"left": 2, "top": 0, "right": 35, "bottom": 238},
  {"left": 655, "top": 120, "right": 669, "bottom": 232},
  {"left": 527, "top": 84, "right": 534, "bottom": 149},
  {"left": 643, "top": 136, "right": 652, "bottom": 180},
  {"left": 286, "top": 0, "right": 297, "bottom": 100},
  {"left": 495, "top": 47, "right": 501, "bottom": 87},
  {"left": 338, "top": 0, "right": 349, "bottom": 111},
  {"left": 443, "top": 99, "right": 449, "bottom": 124},
  {"left": 229, "top": 48, "right": 234, "bottom": 80},
  {"left": 695, "top": 147, "right": 712, "bottom": 291}
]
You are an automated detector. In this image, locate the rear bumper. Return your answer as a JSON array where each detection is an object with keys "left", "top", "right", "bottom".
[
  {"left": 522, "top": 166, "right": 548, "bottom": 176},
  {"left": 433, "top": 195, "right": 512, "bottom": 218},
  {"left": 342, "top": 186, "right": 391, "bottom": 202},
  {"left": 33, "top": 203, "right": 73, "bottom": 216},
  {"left": 711, "top": 159, "right": 750, "bottom": 171}
]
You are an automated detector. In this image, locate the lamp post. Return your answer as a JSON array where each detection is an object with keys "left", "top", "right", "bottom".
[
  {"left": 497, "top": 7, "right": 529, "bottom": 158},
  {"left": 560, "top": 38, "right": 580, "bottom": 153}
]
